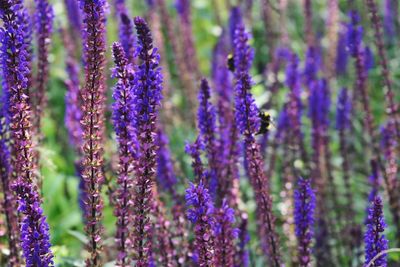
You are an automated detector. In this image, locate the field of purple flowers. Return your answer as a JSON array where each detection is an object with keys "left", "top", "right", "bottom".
[{"left": 0, "top": 0, "right": 400, "bottom": 266}]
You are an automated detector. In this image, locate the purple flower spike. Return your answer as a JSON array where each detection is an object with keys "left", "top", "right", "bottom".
[
  {"left": 294, "top": 177, "right": 316, "bottom": 267},
  {"left": 111, "top": 42, "right": 136, "bottom": 267},
  {"left": 233, "top": 24, "right": 259, "bottom": 135},
  {"left": 186, "top": 182, "right": 215, "bottom": 266},
  {"left": 79, "top": 0, "right": 107, "bottom": 264},
  {"left": 214, "top": 200, "right": 238, "bottom": 266},
  {"left": 233, "top": 21, "right": 281, "bottom": 266},
  {"left": 197, "top": 78, "right": 221, "bottom": 195},
  {"left": 236, "top": 214, "right": 250, "bottom": 267},
  {"left": 33, "top": 0, "right": 54, "bottom": 129},
  {"left": 131, "top": 17, "right": 163, "bottom": 266},
  {"left": 364, "top": 196, "right": 388, "bottom": 267},
  {"left": 336, "top": 28, "right": 348, "bottom": 76},
  {"left": 156, "top": 128, "right": 178, "bottom": 197},
  {"left": 233, "top": 25, "right": 254, "bottom": 75},
  {"left": 117, "top": 11, "right": 135, "bottom": 64},
  {"left": 229, "top": 6, "right": 243, "bottom": 47},
  {"left": 303, "top": 46, "right": 320, "bottom": 86},
  {"left": 383, "top": 0, "right": 395, "bottom": 42},
  {"left": 64, "top": 0, "right": 81, "bottom": 31},
  {"left": 185, "top": 138, "right": 205, "bottom": 183},
  {"left": 346, "top": 11, "right": 363, "bottom": 57},
  {"left": 0, "top": 0, "right": 54, "bottom": 265},
  {"left": 336, "top": 88, "right": 352, "bottom": 131}
]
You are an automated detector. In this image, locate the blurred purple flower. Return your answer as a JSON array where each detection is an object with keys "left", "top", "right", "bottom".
[
  {"left": 336, "top": 29, "right": 348, "bottom": 76},
  {"left": 33, "top": 0, "right": 54, "bottom": 127},
  {"left": 294, "top": 177, "right": 315, "bottom": 267},
  {"left": 364, "top": 46, "right": 374, "bottom": 71},
  {"left": 346, "top": 11, "right": 363, "bottom": 57},
  {"left": 383, "top": 0, "right": 395, "bottom": 42},
  {"left": 156, "top": 128, "right": 178, "bottom": 197},
  {"left": 336, "top": 88, "right": 352, "bottom": 131}
]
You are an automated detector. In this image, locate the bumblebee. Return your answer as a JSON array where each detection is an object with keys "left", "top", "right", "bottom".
[
  {"left": 257, "top": 111, "right": 274, "bottom": 135},
  {"left": 227, "top": 53, "right": 235, "bottom": 72}
]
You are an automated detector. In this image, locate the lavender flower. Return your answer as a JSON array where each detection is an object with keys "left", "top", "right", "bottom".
[
  {"left": 303, "top": 46, "right": 320, "bottom": 86},
  {"left": 229, "top": 6, "right": 243, "bottom": 47},
  {"left": 336, "top": 29, "right": 348, "bottom": 76},
  {"left": 33, "top": 0, "right": 54, "bottom": 129},
  {"left": 111, "top": 42, "right": 136, "bottom": 267},
  {"left": 156, "top": 128, "right": 178, "bottom": 197},
  {"left": 185, "top": 138, "right": 205, "bottom": 183},
  {"left": 0, "top": 0, "right": 54, "bottom": 265},
  {"left": 131, "top": 17, "right": 163, "bottom": 266},
  {"left": 62, "top": 28, "right": 82, "bottom": 151},
  {"left": 346, "top": 11, "right": 363, "bottom": 58},
  {"left": 0, "top": 108, "right": 20, "bottom": 265},
  {"left": 285, "top": 53, "right": 308, "bottom": 165},
  {"left": 175, "top": 0, "right": 199, "bottom": 77},
  {"left": 336, "top": 88, "right": 351, "bottom": 131},
  {"left": 212, "top": 33, "right": 239, "bottom": 205},
  {"left": 294, "top": 177, "right": 316, "bottom": 267},
  {"left": 214, "top": 200, "right": 237, "bottom": 266},
  {"left": 233, "top": 22, "right": 281, "bottom": 266},
  {"left": 236, "top": 214, "right": 250, "bottom": 267},
  {"left": 64, "top": 0, "right": 81, "bottom": 38},
  {"left": 79, "top": 0, "right": 107, "bottom": 264},
  {"left": 309, "top": 79, "right": 330, "bottom": 129},
  {"left": 233, "top": 25, "right": 254, "bottom": 75},
  {"left": 116, "top": 9, "right": 135, "bottom": 64},
  {"left": 197, "top": 78, "right": 220, "bottom": 196},
  {"left": 186, "top": 182, "right": 215, "bottom": 266},
  {"left": 364, "top": 196, "right": 388, "bottom": 267},
  {"left": 383, "top": 0, "right": 395, "bottom": 42},
  {"left": 364, "top": 46, "right": 374, "bottom": 71}
]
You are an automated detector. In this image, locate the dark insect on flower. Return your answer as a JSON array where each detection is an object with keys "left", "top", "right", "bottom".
[
  {"left": 256, "top": 111, "right": 274, "bottom": 135},
  {"left": 226, "top": 53, "right": 235, "bottom": 72}
]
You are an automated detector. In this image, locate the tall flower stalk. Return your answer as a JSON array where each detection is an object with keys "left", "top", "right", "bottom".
[
  {"left": 233, "top": 22, "right": 281, "bottom": 266},
  {"left": 33, "top": 0, "right": 53, "bottom": 131},
  {"left": 79, "top": 0, "right": 107, "bottom": 264},
  {"left": 111, "top": 42, "right": 135, "bottom": 267},
  {"left": 0, "top": 0, "right": 54, "bottom": 265},
  {"left": 294, "top": 177, "right": 315, "bottom": 267},
  {"left": 175, "top": 0, "right": 199, "bottom": 78},
  {"left": 131, "top": 17, "right": 163, "bottom": 266}
]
